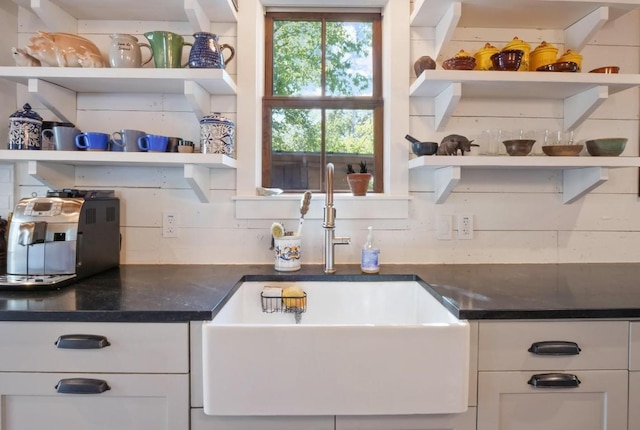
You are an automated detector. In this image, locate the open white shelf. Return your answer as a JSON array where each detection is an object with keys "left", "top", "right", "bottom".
[
  {"left": 0, "top": 67, "right": 237, "bottom": 124},
  {"left": 408, "top": 155, "right": 640, "bottom": 204},
  {"left": 410, "top": 70, "right": 640, "bottom": 131},
  {"left": 0, "top": 150, "right": 236, "bottom": 203},
  {"left": 411, "top": 0, "right": 639, "bottom": 57},
  {"left": 11, "top": 0, "right": 237, "bottom": 32}
]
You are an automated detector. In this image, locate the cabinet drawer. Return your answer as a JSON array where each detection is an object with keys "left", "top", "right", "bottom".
[
  {"left": 0, "top": 321, "right": 188, "bottom": 373},
  {"left": 478, "top": 370, "right": 628, "bottom": 430},
  {"left": 478, "top": 321, "right": 628, "bottom": 371},
  {"left": 0, "top": 372, "right": 188, "bottom": 430}
]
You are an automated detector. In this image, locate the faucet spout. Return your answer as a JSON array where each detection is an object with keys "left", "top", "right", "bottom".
[{"left": 323, "top": 163, "right": 350, "bottom": 274}]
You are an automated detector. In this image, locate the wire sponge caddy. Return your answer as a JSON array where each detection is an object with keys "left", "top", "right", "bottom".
[{"left": 261, "top": 292, "right": 307, "bottom": 314}]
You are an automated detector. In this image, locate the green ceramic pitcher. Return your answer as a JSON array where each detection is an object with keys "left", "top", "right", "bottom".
[{"left": 143, "top": 31, "right": 192, "bottom": 68}]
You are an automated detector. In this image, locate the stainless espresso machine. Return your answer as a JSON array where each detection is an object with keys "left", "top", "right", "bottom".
[{"left": 2, "top": 189, "right": 120, "bottom": 288}]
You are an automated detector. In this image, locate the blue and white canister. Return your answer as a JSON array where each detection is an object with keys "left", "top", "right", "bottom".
[
  {"left": 199, "top": 113, "right": 235, "bottom": 158},
  {"left": 8, "top": 103, "right": 43, "bottom": 150}
]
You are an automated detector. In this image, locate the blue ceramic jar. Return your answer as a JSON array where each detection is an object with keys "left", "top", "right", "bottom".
[{"left": 8, "top": 103, "right": 43, "bottom": 150}]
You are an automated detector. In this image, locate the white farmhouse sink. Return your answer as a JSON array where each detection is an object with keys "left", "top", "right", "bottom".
[{"left": 202, "top": 280, "right": 470, "bottom": 416}]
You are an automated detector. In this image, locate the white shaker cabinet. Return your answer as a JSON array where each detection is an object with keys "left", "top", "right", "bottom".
[
  {"left": 0, "top": 321, "right": 190, "bottom": 430},
  {"left": 477, "top": 320, "right": 629, "bottom": 430},
  {"left": 628, "top": 322, "right": 640, "bottom": 429}
]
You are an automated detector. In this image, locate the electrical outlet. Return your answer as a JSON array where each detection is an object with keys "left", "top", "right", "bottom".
[
  {"left": 436, "top": 215, "right": 453, "bottom": 240},
  {"left": 457, "top": 214, "right": 474, "bottom": 240},
  {"left": 163, "top": 211, "right": 178, "bottom": 238}
]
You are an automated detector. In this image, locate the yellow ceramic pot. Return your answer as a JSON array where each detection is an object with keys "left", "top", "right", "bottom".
[
  {"left": 502, "top": 37, "right": 530, "bottom": 72},
  {"left": 530, "top": 41, "right": 558, "bottom": 71},
  {"left": 474, "top": 43, "right": 499, "bottom": 70},
  {"left": 558, "top": 49, "right": 583, "bottom": 71}
]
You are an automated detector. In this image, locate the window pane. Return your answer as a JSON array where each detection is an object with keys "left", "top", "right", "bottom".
[
  {"left": 327, "top": 109, "right": 374, "bottom": 191},
  {"left": 273, "top": 20, "right": 322, "bottom": 96},
  {"left": 325, "top": 21, "right": 373, "bottom": 97},
  {"left": 326, "top": 109, "right": 373, "bottom": 154},
  {"left": 270, "top": 108, "right": 322, "bottom": 190}
]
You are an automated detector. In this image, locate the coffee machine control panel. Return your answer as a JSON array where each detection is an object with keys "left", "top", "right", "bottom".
[{"left": 23, "top": 200, "right": 63, "bottom": 217}]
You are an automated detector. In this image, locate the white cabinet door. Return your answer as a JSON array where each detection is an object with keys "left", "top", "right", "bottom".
[
  {"left": 629, "top": 372, "right": 640, "bottom": 429},
  {"left": 477, "top": 370, "right": 628, "bottom": 430},
  {"left": 0, "top": 372, "right": 189, "bottom": 430}
]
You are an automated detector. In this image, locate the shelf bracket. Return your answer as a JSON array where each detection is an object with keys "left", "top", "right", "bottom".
[
  {"left": 184, "top": 163, "right": 210, "bottom": 203},
  {"left": 563, "top": 85, "right": 608, "bottom": 131},
  {"left": 30, "top": 0, "right": 77, "bottom": 33},
  {"left": 184, "top": 0, "right": 211, "bottom": 33},
  {"left": 433, "top": 165, "right": 460, "bottom": 204},
  {"left": 434, "top": 82, "right": 461, "bottom": 131},
  {"left": 27, "top": 160, "right": 74, "bottom": 190},
  {"left": 434, "top": 2, "right": 461, "bottom": 59},
  {"left": 28, "top": 78, "right": 77, "bottom": 124},
  {"left": 563, "top": 167, "right": 608, "bottom": 204},
  {"left": 565, "top": 7, "right": 608, "bottom": 52},
  {"left": 184, "top": 80, "right": 210, "bottom": 121}
]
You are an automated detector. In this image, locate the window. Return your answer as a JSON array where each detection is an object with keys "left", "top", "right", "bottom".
[{"left": 262, "top": 12, "right": 383, "bottom": 193}]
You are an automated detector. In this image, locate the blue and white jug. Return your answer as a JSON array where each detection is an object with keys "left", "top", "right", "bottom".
[{"left": 188, "top": 32, "right": 235, "bottom": 69}]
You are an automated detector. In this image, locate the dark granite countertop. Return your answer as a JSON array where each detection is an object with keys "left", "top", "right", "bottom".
[{"left": 1, "top": 263, "right": 640, "bottom": 322}]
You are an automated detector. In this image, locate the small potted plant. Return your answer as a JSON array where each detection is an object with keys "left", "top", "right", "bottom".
[{"left": 346, "top": 161, "right": 372, "bottom": 196}]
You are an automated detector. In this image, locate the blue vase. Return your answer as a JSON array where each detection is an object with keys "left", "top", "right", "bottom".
[{"left": 188, "top": 32, "right": 235, "bottom": 69}]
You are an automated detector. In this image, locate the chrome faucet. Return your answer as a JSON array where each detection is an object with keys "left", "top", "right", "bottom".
[{"left": 323, "top": 163, "right": 351, "bottom": 273}]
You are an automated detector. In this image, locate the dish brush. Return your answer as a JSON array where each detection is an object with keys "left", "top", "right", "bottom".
[{"left": 296, "top": 191, "right": 312, "bottom": 237}]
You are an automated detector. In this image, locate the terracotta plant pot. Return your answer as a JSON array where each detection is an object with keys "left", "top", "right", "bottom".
[{"left": 347, "top": 173, "right": 372, "bottom": 196}]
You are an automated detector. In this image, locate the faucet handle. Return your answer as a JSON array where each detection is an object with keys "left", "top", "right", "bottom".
[{"left": 334, "top": 236, "right": 351, "bottom": 246}]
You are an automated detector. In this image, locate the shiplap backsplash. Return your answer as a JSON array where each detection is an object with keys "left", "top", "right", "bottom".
[{"left": 2, "top": 3, "right": 640, "bottom": 265}]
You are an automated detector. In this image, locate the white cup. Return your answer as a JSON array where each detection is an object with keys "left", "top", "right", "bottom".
[{"left": 274, "top": 235, "right": 301, "bottom": 272}]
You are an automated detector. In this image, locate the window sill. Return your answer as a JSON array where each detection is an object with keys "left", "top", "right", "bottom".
[{"left": 233, "top": 193, "right": 411, "bottom": 220}]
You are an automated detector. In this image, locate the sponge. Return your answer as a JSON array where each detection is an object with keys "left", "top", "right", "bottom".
[{"left": 282, "top": 285, "right": 306, "bottom": 309}]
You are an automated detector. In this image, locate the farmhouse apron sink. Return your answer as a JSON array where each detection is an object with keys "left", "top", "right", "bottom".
[{"left": 202, "top": 279, "right": 470, "bottom": 416}]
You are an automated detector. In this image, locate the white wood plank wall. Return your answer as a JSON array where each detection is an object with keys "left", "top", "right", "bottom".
[{"left": 2, "top": 3, "right": 639, "bottom": 265}]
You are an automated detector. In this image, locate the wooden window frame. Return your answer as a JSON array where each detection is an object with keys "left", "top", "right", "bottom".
[{"left": 262, "top": 11, "right": 383, "bottom": 193}]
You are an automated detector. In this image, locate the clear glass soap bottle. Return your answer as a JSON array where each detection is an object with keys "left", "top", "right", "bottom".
[{"left": 361, "top": 226, "right": 380, "bottom": 274}]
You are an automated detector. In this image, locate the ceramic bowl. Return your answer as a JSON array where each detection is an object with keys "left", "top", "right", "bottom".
[
  {"left": 542, "top": 144, "right": 583, "bottom": 156},
  {"left": 503, "top": 139, "right": 535, "bottom": 156},
  {"left": 588, "top": 66, "right": 620, "bottom": 74},
  {"left": 411, "top": 141, "right": 439, "bottom": 156},
  {"left": 491, "top": 50, "right": 524, "bottom": 71},
  {"left": 585, "top": 138, "right": 627, "bottom": 156},
  {"left": 536, "top": 61, "right": 578, "bottom": 72},
  {"left": 442, "top": 56, "right": 476, "bottom": 70}
]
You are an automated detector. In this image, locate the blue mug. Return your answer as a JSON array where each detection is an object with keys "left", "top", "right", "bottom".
[
  {"left": 75, "top": 132, "right": 110, "bottom": 151},
  {"left": 138, "top": 134, "right": 169, "bottom": 152}
]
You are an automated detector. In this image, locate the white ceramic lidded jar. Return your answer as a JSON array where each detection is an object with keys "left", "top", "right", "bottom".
[{"left": 199, "top": 113, "right": 235, "bottom": 157}]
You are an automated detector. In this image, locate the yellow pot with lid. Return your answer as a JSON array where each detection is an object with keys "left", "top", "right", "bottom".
[
  {"left": 530, "top": 41, "right": 558, "bottom": 71},
  {"left": 474, "top": 43, "right": 499, "bottom": 70},
  {"left": 502, "top": 37, "right": 530, "bottom": 71},
  {"left": 558, "top": 49, "right": 583, "bottom": 71}
]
